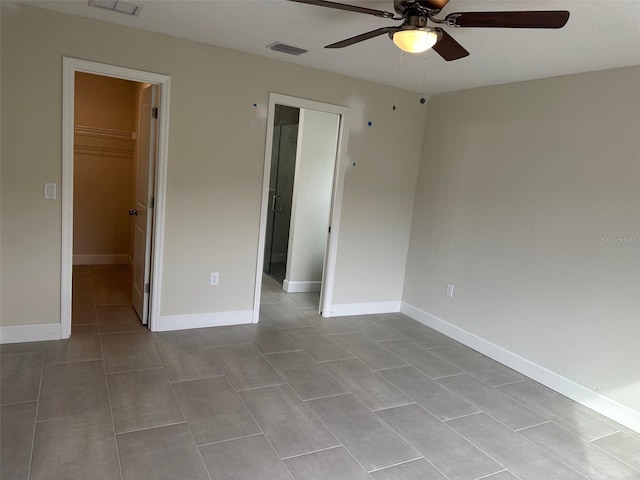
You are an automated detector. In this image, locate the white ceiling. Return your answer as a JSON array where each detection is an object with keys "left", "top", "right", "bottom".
[{"left": 26, "top": 0, "right": 640, "bottom": 94}]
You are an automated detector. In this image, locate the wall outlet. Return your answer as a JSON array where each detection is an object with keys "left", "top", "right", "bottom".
[
  {"left": 446, "top": 284, "right": 454, "bottom": 298},
  {"left": 210, "top": 272, "right": 219, "bottom": 286}
]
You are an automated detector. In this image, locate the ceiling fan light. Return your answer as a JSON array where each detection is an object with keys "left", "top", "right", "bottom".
[{"left": 392, "top": 29, "right": 439, "bottom": 53}]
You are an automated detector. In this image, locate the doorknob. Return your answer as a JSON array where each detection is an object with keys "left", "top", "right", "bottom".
[{"left": 128, "top": 208, "right": 138, "bottom": 216}]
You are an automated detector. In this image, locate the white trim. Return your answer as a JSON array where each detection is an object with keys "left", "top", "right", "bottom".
[
  {"left": 62, "top": 57, "right": 171, "bottom": 337},
  {"left": 253, "top": 93, "right": 350, "bottom": 323},
  {"left": 73, "top": 254, "right": 129, "bottom": 265},
  {"left": 282, "top": 280, "right": 321, "bottom": 293},
  {"left": 0, "top": 323, "right": 61, "bottom": 344},
  {"left": 325, "top": 301, "right": 401, "bottom": 317},
  {"left": 156, "top": 310, "right": 254, "bottom": 332},
  {"left": 400, "top": 302, "right": 640, "bottom": 434}
]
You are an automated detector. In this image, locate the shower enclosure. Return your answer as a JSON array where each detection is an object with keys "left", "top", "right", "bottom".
[{"left": 263, "top": 105, "right": 300, "bottom": 283}]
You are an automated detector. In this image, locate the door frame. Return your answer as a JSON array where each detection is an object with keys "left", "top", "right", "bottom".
[
  {"left": 253, "top": 93, "right": 350, "bottom": 322},
  {"left": 61, "top": 57, "right": 171, "bottom": 337}
]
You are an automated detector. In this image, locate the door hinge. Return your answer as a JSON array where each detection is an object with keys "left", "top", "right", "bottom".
[
  {"left": 149, "top": 197, "right": 155, "bottom": 208},
  {"left": 152, "top": 107, "right": 159, "bottom": 119},
  {"left": 144, "top": 283, "right": 150, "bottom": 294},
  {"left": 328, "top": 226, "right": 331, "bottom": 233}
]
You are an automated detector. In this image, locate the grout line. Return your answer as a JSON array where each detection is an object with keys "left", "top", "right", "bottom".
[
  {"left": 474, "top": 469, "right": 509, "bottom": 480},
  {"left": 303, "top": 392, "right": 352, "bottom": 403},
  {"left": 514, "top": 420, "right": 552, "bottom": 432},
  {"left": 588, "top": 434, "right": 640, "bottom": 474},
  {"left": 98, "top": 314, "right": 125, "bottom": 480},
  {"left": 370, "top": 401, "right": 417, "bottom": 413},
  {"left": 42, "top": 356, "right": 105, "bottom": 366},
  {"left": 366, "top": 456, "right": 424, "bottom": 474},
  {"left": 279, "top": 384, "right": 368, "bottom": 473},
  {"left": 205, "top": 342, "right": 253, "bottom": 350},
  {"left": 0, "top": 399, "right": 41, "bottom": 407},
  {"left": 492, "top": 379, "right": 526, "bottom": 388},
  {"left": 168, "top": 372, "right": 225, "bottom": 384},
  {"left": 25, "top": 340, "right": 46, "bottom": 480},
  {"left": 588, "top": 430, "right": 622, "bottom": 443},
  {"left": 231, "top": 378, "right": 299, "bottom": 480},
  {"left": 315, "top": 356, "right": 356, "bottom": 364},
  {"left": 115, "top": 420, "right": 188, "bottom": 437},
  {"left": 165, "top": 374, "right": 213, "bottom": 480},
  {"left": 280, "top": 444, "right": 344, "bottom": 461},
  {"left": 105, "top": 366, "right": 165, "bottom": 375},
  {"left": 32, "top": 408, "right": 112, "bottom": 425},
  {"left": 233, "top": 382, "right": 288, "bottom": 393},
  {"left": 442, "top": 411, "right": 484, "bottom": 422},
  {"left": 373, "top": 364, "right": 411, "bottom": 373},
  {"left": 195, "top": 432, "right": 264, "bottom": 449},
  {"left": 99, "top": 329, "right": 149, "bottom": 336},
  {"left": 432, "top": 371, "right": 467, "bottom": 380}
]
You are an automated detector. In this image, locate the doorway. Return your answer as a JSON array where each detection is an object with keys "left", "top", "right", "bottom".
[
  {"left": 263, "top": 105, "right": 299, "bottom": 284},
  {"left": 72, "top": 72, "right": 158, "bottom": 330},
  {"left": 253, "top": 94, "right": 350, "bottom": 322},
  {"left": 61, "top": 58, "right": 171, "bottom": 338}
]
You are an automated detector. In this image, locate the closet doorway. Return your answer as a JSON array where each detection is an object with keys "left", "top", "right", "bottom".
[
  {"left": 72, "top": 72, "right": 156, "bottom": 330},
  {"left": 61, "top": 58, "right": 171, "bottom": 338},
  {"left": 253, "top": 93, "right": 350, "bottom": 322}
]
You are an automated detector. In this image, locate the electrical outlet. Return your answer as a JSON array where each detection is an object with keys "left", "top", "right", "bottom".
[
  {"left": 210, "top": 272, "right": 219, "bottom": 286},
  {"left": 446, "top": 284, "right": 454, "bottom": 298}
]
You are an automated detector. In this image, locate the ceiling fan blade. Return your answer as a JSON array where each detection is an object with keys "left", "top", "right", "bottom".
[
  {"left": 326, "top": 27, "right": 398, "bottom": 49},
  {"left": 288, "top": 0, "right": 395, "bottom": 19},
  {"left": 432, "top": 28, "right": 469, "bottom": 61},
  {"left": 446, "top": 11, "right": 570, "bottom": 29}
]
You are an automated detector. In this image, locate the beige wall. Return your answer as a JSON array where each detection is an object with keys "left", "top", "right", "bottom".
[
  {"left": 403, "top": 66, "right": 640, "bottom": 412},
  {"left": 73, "top": 73, "right": 135, "bottom": 258},
  {"left": 75, "top": 72, "right": 135, "bottom": 130},
  {"left": 0, "top": 3, "right": 424, "bottom": 325}
]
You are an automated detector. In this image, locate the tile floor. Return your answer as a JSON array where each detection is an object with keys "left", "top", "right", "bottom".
[{"left": 1, "top": 265, "right": 640, "bottom": 479}]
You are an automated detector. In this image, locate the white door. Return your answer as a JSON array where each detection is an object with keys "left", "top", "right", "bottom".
[{"left": 132, "top": 85, "right": 158, "bottom": 324}]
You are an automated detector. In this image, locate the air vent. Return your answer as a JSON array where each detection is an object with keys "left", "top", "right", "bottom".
[
  {"left": 268, "top": 42, "right": 308, "bottom": 56},
  {"left": 89, "top": 0, "right": 143, "bottom": 16}
]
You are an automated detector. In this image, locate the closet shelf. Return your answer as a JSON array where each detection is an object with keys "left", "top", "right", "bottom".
[
  {"left": 74, "top": 125, "right": 137, "bottom": 140},
  {"left": 74, "top": 125, "right": 136, "bottom": 158}
]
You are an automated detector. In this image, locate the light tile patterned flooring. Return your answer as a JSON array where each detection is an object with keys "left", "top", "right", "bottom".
[{"left": 1, "top": 265, "right": 639, "bottom": 479}]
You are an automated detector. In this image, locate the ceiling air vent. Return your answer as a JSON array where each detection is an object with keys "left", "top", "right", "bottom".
[
  {"left": 268, "top": 42, "right": 308, "bottom": 56},
  {"left": 89, "top": 0, "right": 143, "bottom": 16}
]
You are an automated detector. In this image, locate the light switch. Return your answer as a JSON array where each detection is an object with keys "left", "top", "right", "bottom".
[{"left": 44, "top": 183, "right": 57, "bottom": 200}]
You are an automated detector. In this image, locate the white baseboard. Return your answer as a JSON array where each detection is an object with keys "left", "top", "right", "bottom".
[
  {"left": 400, "top": 302, "right": 640, "bottom": 434},
  {"left": 155, "top": 309, "right": 253, "bottom": 332},
  {"left": 73, "top": 254, "right": 129, "bottom": 265},
  {"left": 325, "top": 301, "right": 400, "bottom": 317},
  {"left": 0, "top": 323, "right": 62, "bottom": 344},
  {"left": 283, "top": 280, "right": 321, "bottom": 293}
]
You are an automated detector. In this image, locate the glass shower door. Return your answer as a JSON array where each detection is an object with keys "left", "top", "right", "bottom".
[{"left": 264, "top": 117, "right": 298, "bottom": 283}]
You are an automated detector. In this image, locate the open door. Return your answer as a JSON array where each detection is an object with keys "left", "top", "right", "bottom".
[{"left": 131, "top": 85, "right": 158, "bottom": 324}]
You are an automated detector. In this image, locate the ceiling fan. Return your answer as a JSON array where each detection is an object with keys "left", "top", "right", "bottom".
[{"left": 288, "top": 0, "right": 570, "bottom": 60}]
